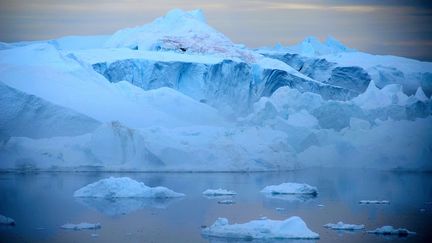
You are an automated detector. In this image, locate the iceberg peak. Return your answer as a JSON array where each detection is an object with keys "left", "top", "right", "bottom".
[{"left": 159, "top": 9, "right": 206, "bottom": 24}]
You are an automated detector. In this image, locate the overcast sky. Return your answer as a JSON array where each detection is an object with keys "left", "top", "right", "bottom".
[{"left": 1, "top": 0, "right": 431, "bottom": 60}]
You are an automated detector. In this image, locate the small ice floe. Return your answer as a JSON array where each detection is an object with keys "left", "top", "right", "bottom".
[
  {"left": 261, "top": 183, "right": 318, "bottom": 196},
  {"left": 203, "top": 189, "right": 237, "bottom": 196},
  {"left": 217, "top": 200, "right": 235, "bottom": 204},
  {"left": 91, "top": 233, "right": 99, "bottom": 237},
  {"left": 368, "top": 226, "right": 416, "bottom": 236},
  {"left": 276, "top": 207, "right": 285, "bottom": 211},
  {"left": 359, "top": 200, "right": 389, "bottom": 205},
  {"left": 61, "top": 223, "right": 101, "bottom": 230},
  {"left": 324, "top": 221, "right": 365, "bottom": 231},
  {"left": 202, "top": 216, "right": 319, "bottom": 239},
  {"left": 0, "top": 214, "right": 15, "bottom": 226},
  {"left": 317, "top": 204, "right": 325, "bottom": 207},
  {"left": 420, "top": 208, "right": 426, "bottom": 212},
  {"left": 73, "top": 177, "right": 185, "bottom": 198}
]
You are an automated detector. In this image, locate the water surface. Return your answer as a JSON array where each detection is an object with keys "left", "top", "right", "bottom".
[{"left": 0, "top": 169, "right": 431, "bottom": 242}]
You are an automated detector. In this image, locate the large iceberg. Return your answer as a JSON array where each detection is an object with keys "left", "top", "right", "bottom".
[
  {"left": 73, "top": 177, "right": 185, "bottom": 198},
  {"left": 202, "top": 216, "right": 319, "bottom": 240},
  {"left": 0, "top": 8, "right": 431, "bottom": 172}
]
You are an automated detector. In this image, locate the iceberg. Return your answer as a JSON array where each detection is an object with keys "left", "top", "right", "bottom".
[
  {"left": 202, "top": 216, "right": 319, "bottom": 239},
  {"left": 217, "top": 200, "right": 235, "bottom": 205},
  {"left": 261, "top": 183, "right": 318, "bottom": 196},
  {"left": 0, "top": 214, "right": 15, "bottom": 225},
  {"left": 203, "top": 189, "right": 237, "bottom": 196},
  {"left": 359, "top": 200, "right": 390, "bottom": 205},
  {"left": 368, "top": 226, "right": 416, "bottom": 236},
  {"left": 73, "top": 177, "right": 185, "bottom": 198},
  {"left": 61, "top": 223, "right": 101, "bottom": 230},
  {"left": 324, "top": 222, "right": 365, "bottom": 231}
]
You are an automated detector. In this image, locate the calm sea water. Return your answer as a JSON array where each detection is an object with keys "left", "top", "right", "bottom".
[{"left": 0, "top": 169, "right": 431, "bottom": 243}]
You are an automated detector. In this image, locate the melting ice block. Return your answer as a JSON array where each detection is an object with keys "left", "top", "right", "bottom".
[
  {"left": 324, "top": 221, "right": 365, "bottom": 231},
  {"left": 261, "top": 183, "right": 318, "bottom": 195},
  {"left": 203, "top": 189, "right": 237, "bottom": 196},
  {"left": 73, "top": 177, "right": 185, "bottom": 198},
  {"left": 61, "top": 223, "right": 101, "bottom": 230},
  {"left": 0, "top": 214, "right": 15, "bottom": 225},
  {"left": 202, "top": 216, "right": 319, "bottom": 239},
  {"left": 368, "top": 226, "right": 416, "bottom": 236}
]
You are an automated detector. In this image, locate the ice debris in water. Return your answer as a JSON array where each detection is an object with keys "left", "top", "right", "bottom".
[
  {"left": 217, "top": 200, "right": 235, "bottom": 204},
  {"left": 202, "top": 189, "right": 237, "bottom": 196},
  {"left": 368, "top": 226, "right": 416, "bottom": 236},
  {"left": 359, "top": 200, "right": 389, "bottom": 204},
  {"left": 73, "top": 177, "right": 185, "bottom": 198},
  {"left": 261, "top": 183, "right": 318, "bottom": 195},
  {"left": 61, "top": 223, "right": 101, "bottom": 230},
  {"left": 202, "top": 216, "right": 319, "bottom": 239},
  {"left": 0, "top": 214, "right": 15, "bottom": 226},
  {"left": 324, "top": 221, "right": 365, "bottom": 231}
]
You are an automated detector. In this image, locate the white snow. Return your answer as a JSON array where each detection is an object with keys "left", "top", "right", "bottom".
[
  {"left": 368, "top": 226, "right": 416, "bottom": 236},
  {"left": 61, "top": 223, "right": 101, "bottom": 230},
  {"left": 324, "top": 221, "right": 365, "bottom": 231},
  {"left": 202, "top": 216, "right": 319, "bottom": 239},
  {"left": 359, "top": 200, "right": 390, "bottom": 205},
  {"left": 0, "top": 215, "right": 15, "bottom": 225},
  {"left": 73, "top": 177, "right": 185, "bottom": 198},
  {"left": 261, "top": 183, "right": 318, "bottom": 195},
  {"left": 203, "top": 189, "right": 237, "bottom": 196}
]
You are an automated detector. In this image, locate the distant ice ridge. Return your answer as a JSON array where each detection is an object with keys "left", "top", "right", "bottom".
[
  {"left": 324, "top": 222, "right": 365, "bottom": 231},
  {"left": 368, "top": 226, "right": 416, "bottom": 236},
  {"left": 61, "top": 223, "right": 101, "bottom": 230},
  {"left": 263, "top": 36, "right": 355, "bottom": 56},
  {"left": 202, "top": 216, "right": 319, "bottom": 239},
  {"left": 0, "top": 214, "right": 15, "bottom": 225},
  {"left": 203, "top": 189, "right": 237, "bottom": 196},
  {"left": 261, "top": 183, "right": 318, "bottom": 195},
  {"left": 74, "top": 177, "right": 185, "bottom": 198}
]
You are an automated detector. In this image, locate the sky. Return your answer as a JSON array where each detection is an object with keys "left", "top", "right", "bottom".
[{"left": 1, "top": 0, "right": 431, "bottom": 61}]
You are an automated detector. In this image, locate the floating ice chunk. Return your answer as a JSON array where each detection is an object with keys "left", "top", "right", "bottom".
[
  {"left": 324, "top": 221, "right": 365, "bottom": 231},
  {"left": 217, "top": 200, "right": 235, "bottom": 205},
  {"left": 317, "top": 204, "right": 325, "bottom": 207},
  {"left": 261, "top": 183, "right": 318, "bottom": 196},
  {"left": 73, "top": 177, "right": 185, "bottom": 198},
  {"left": 0, "top": 214, "right": 15, "bottom": 225},
  {"left": 276, "top": 208, "right": 285, "bottom": 211},
  {"left": 61, "top": 223, "right": 101, "bottom": 230},
  {"left": 359, "top": 200, "right": 390, "bottom": 205},
  {"left": 202, "top": 216, "right": 319, "bottom": 239},
  {"left": 203, "top": 189, "right": 237, "bottom": 196},
  {"left": 368, "top": 226, "right": 416, "bottom": 236}
]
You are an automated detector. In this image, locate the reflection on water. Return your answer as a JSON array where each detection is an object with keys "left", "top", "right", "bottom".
[
  {"left": 75, "top": 197, "right": 183, "bottom": 216},
  {"left": 0, "top": 169, "right": 431, "bottom": 242}
]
